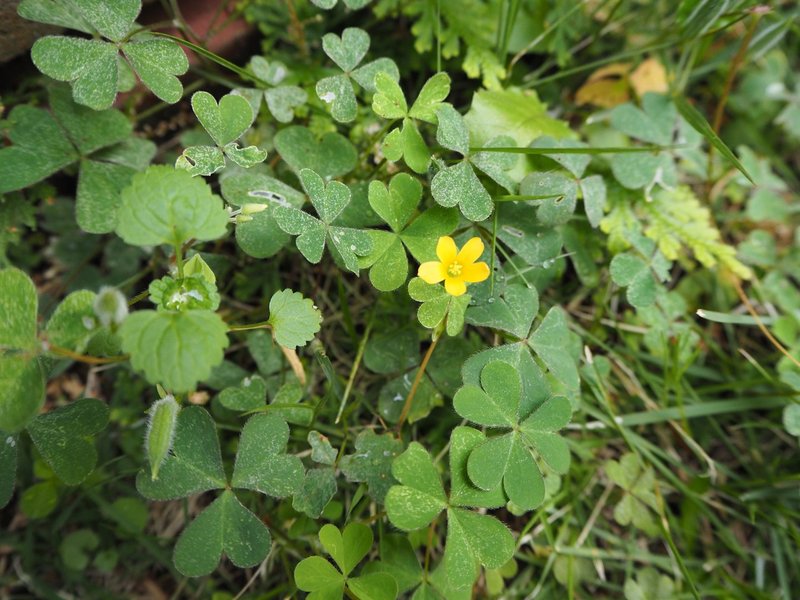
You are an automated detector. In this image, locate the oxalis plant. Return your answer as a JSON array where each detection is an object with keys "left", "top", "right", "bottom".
[{"left": 1, "top": 0, "right": 791, "bottom": 598}]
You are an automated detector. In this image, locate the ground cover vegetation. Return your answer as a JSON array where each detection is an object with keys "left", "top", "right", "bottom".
[{"left": 0, "top": 0, "right": 799, "bottom": 598}]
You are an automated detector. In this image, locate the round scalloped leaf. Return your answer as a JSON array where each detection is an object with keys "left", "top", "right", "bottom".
[
  {"left": 267, "top": 289, "right": 322, "bottom": 349},
  {"left": 119, "top": 309, "right": 229, "bottom": 393},
  {"left": 115, "top": 166, "right": 229, "bottom": 248}
]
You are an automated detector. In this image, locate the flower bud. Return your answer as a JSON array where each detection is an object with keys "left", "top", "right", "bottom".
[{"left": 145, "top": 395, "right": 180, "bottom": 480}]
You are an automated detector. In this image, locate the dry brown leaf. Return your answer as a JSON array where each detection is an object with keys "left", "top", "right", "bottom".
[
  {"left": 630, "top": 58, "right": 669, "bottom": 96},
  {"left": 576, "top": 62, "right": 632, "bottom": 108}
]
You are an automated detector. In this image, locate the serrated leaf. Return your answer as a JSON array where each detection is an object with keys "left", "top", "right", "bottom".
[
  {"left": 231, "top": 412, "right": 304, "bottom": 497},
  {"left": 122, "top": 38, "right": 189, "bottom": 104},
  {"left": 191, "top": 91, "right": 255, "bottom": 146},
  {"left": 274, "top": 126, "right": 357, "bottom": 178},
  {"left": 26, "top": 398, "right": 108, "bottom": 485},
  {"left": 267, "top": 288, "right": 322, "bottom": 348},
  {"left": 136, "top": 406, "right": 227, "bottom": 498},
  {"left": 120, "top": 309, "right": 229, "bottom": 393},
  {"left": 528, "top": 307, "right": 579, "bottom": 390},
  {"left": 339, "top": 430, "right": 403, "bottom": 503},
  {"left": 173, "top": 489, "right": 272, "bottom": 577},
  {"left": 115, "top": 165, "right": 229, "bottom": 247}
]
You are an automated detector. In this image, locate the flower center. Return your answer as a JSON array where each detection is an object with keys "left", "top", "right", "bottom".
[{"left": 447, "top": 261, "right": 463, "bottom": 278}]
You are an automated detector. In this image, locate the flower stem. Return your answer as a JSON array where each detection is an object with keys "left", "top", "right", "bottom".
[{"left": 396, "top": 334, "right": 440, "bottom": 431}]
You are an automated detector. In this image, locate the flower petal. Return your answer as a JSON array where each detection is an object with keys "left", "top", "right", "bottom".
[
  {"left": 462, "top": 261, "right": 490, "bottom": 283},
  {"left": 457, "top": 237, "right": 485, "bottom": 265},
  {"left": 436, "top": 236, "right": 458, "bottom": 264},
  {"left": 418, "top": 261, "right": 446, "bottom": 284},
  {"left": 444, "top": 277, "right": 467, "bottom": 297}
]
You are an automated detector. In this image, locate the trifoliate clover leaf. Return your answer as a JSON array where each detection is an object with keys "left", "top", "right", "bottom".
[
  {"left": 0, "top": 86, "right": 155, "bottom": 234},
  {"left": 605, "top": 453, "right": 660, "bottom": 535},
  {"left": 25, "top": 0, "right": 189, "bottom": 110},
  {"left": 115, "top": 166, "right": 229, "bottom": 248},
  {"left": 452, "top": 360, "right": 571, "bottom": 510},
  {"left": 316, "top": 27, "right": 399, "bottom": 123},
  {"left": 407, "top": 277, "right": 470, "bottom": 336},
  {"left": 372, "top": 72, "right": 451, "bottom": 173},
  {"left": 173, "top": 489, "right": 272, "bottom": 577},
  {"left": 432, "top": 105, "right": 519, "bottom": 222},
  {"left": 136, "top": 406, "right": 288, "bottom": 577},
  {"left": 275, "top": 169, "right": 373, "bottom": 274},
  {"left": 295, "top": 523, "right": 397, "bottom": 600},
  {"left": 528, "top": 306, "right": 580, "bottom": 391},
  {"left": 267, "top": 289, "right": 322, "bottom": 349},
  {"left": 45, "top": 290, "right": 99, "bottom": 353},
  {"left": 176, "top": 92, "right": 267, "bottom": 176},
  {"left": 339, "top": 430, "right": 403, "bottom": 503},
  {"left": 0, "top": 268, "right": 45, "bottom": 433},
  {"left": 26, "top": 398, "right": 109, "bottom": 486},
  {"left": 359, "top": 174, "right": 457, "bottom": 291},
  {"left": 608, "top": 93, "right": 678, "bottom": 191},
  {"left": 310, "top": 0, "right": 372, "bottom": 9},
  {"left": 624, "top": 567, "right": 676, "bottom": 600},
  {"left": 274, "top": 126, "right": 358, "bottom": 179},
  {"left": 231, "top": 412, "right": 304, "bottom": 498},
  {"left": 466, "top": 284, "right": 539, "bottom": 340},
  {"left": 293, "top": 467, "right": 337, "bottom": 519},
  {"left": 148, "top": 275, "right": 221, "bottom": 312},
  {"left": 610, "top": 253, "right": 663, "bottom": 308},
  {"left": 384, "top": 438, "right": 515, "bottom": 591},
  {"left": 119, "top": 309, "right": 229, "bottom": 393}
]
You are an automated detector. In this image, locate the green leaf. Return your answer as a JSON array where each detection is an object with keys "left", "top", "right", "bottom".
[
  {"left": 45, "top": 290, "right": 98, "bottom": 353},
  {"left": 0, "top": 435, "right": 18, "bottom": 509},
  {"left": 448, "top": 426, "right": 506, "bottom": 509},
  {"left": 367, "top": 534, "right": 422, "bottom": 593},
  {"left": 409, "top": 72, "right": 451, "bottom": 123},
  {"left": 231, "top": 412, "right": 304, "bottom": 498},
  {"left": 520, "top": 171, "right": 578, "bottom": 226},
  {"left": 49, "top": 84, "right": 131, "bottom": 155},
  {"left": 31, "top": 37, "right": 119, "bottom": 110},
  {"left": 322, "top": 28, "right": 370, "bottom": 72},
  {"left": 351, "top": 58, "right": 399, "bottom": 92},
  {"left": 18, "top": 0, "right": 94, "bottom": 33},
  {"left": 368, "top": 174, "right": 422, "bottom": 233},
  {"left": 453, "top": 361, "right": 520, "bottom": 427},
  {"left": 519, "top": 396, "right": 572, "bottom": 473},
  {"left": 316, "top": 74, "right": 358, "bottom": 123},
  {"left": 382, "top": 119, "right": 431, "bottom": 174},
  {"left": 464, "top": 89, "right": 573, "bottom": 148},
  {"left": 295, "top": 556, "right": 345, "bottom": 598},
  {"left": 120, "top": 309, "right": 229, "bottom": 393},
  {"left": 400, "top": 206, "right": 459, "bottom": 263},
  {"left": 191, "top": 91, "right": 255, "bottom": 146},
  {"left": 0, "top": 268, "right": 38, "bottom": 350},
  {"left": 218, "top": 375, "right": 267, "bottom": 411},
  {"left": 274, "top": 126, "right": 357, "bottom": 179},
  {"left": 605, "top": 453, "right": 659, "bottom": 535},
  {"left": 59, "top": 529, "right": 99, "bottom": 570},
  {"left": 339, "top": 430, "right": 403, "bottom": 503},
  {"left": 72, "top": 0, "right": 140, "bottom": 41},
  {"left": 674, "top": 94, "right": 752, "bottom": 182},
  {"left": 444, "top": 507, "right": 515, "bottom": 589},
  {"left": 308, "top": 431, "right": 338, "bottom": 465},
  {"left": 122, "top": 38, "right": 189, "bottom": 104},
  {"left": 497, "top": 203, "right": 563, "bottom": 267},
  {"left": 361, "top": 231, "right": 408, "bottom": 291},
  {"left": 76, "top": 160, "right": 140, "bottom": 233},
  {"left": 385, "top": 443, "right": 447, "bottom": 530},
  {"left": 267, "top": 288, "right": 323, "bottom": 349},
  {"left": 173, "top": 489, "right": 272, "bottom": 577},
  {"left": 783, "top": 404, "right": 800, "bottom": 437},
  {"left": 264, "top": 85, "right": 307, "bottom": 123},
  {"left": 292, "top": 467, "right": 337, "bottom": 518},
  {"left": 21, "top": 480, "right": 58, "bottom": 519},
  {"left": 26, "top": 398, "right": 108, "bottom": 485},
  {"left": 149, "top": 275, "right": 220, "bottom": 312},
  {"left": 136, "top": 406, "right": 227, "bottom": 499},
  {"left": 115, "top": 166, "right": 229, "bottom": 248},
  {"left": 465, "top": 284, "right": 539, "bottom": 339},
  {"left": 0, "top": 105, "right": 78, "bottom": 194},
  {"left": 0, "top": 356, "right": 45, "bottom": 433},
  {"left": 530, "top": 136, "right": 590, "bottom": 178},
  {"left": 610, "top": 253, "right": 658, "bottom": 308},
  {"left": 175, "top": 145, "right": 225, "bottom": 176},
  {"left": 378, "top": 368, "right": 442, "bottom": 424},
  {"left": 303, "top": 169, "right": 350, "bottom": 224},
  {"left": 348, "top": 573, "right": 398, "bottom": 600},
  {"left": 372, "top": 72, "right": 407, "bottom": 119},
  {"left": 320, "top": 522, "right": 373, "bottom": 576},
  {"left": 528, "top": 307, "right": 579, "bottom": 390},
  {"left": 611, "top": 94, "right": 675, "bottom": 146},
  {"left": 435, "top": 105, "right": 470, "bottom": 156},
  {"left": 580, "top": 175, "right": 606, "bottom": 228},
  {"left": 431, "top": 160, "right": 492, "bottom": 222}
]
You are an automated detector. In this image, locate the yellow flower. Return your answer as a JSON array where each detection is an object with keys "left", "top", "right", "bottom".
[{"left": 418, "top": 236, "right": 490, "bottom": 297}]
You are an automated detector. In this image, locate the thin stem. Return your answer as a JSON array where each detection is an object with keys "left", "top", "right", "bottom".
[
  {"left": 48, "top": 344, "right": 128, "bottom": 365},
  {"left": 174, "top": 244, "right": 184, "bottom": 279},
  {"left": 336, "top": 309, "right": 375, "bottom": 424},
  {"left": 396, "top": 335, "right": 440, "bottom": 431},
  {"left": 227, "top": 320, "right": 272, "bottom": 333}
]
